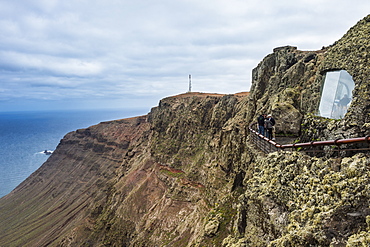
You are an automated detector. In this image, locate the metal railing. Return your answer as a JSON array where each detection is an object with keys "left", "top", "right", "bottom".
[{"left": 249, "top": 122, "right": 370, "bottom": 155}]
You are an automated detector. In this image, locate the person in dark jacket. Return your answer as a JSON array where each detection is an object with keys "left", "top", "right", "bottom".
[
  {"left": 257, "top": 114, "right": 266, "bottom": 136},
  {"left": 265, "top": 114, "right": 275, "bottom": 140}
]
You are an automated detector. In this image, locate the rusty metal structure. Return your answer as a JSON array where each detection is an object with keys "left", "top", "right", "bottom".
[{"left": 249, "top": 123, "right": 370, "bottom": 156}]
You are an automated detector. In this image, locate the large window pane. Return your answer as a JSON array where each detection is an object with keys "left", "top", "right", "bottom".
[{"left": 318, "top": 70, "right": 355, "bottom": 119}]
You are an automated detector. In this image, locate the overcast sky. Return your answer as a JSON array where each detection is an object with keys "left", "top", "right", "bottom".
[{"left": 0, "top": 0, "right": 369, "bottom": 112}]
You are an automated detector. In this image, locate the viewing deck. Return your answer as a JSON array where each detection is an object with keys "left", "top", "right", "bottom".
[{"left": 249, "top": 123, "right": 370, "bottom": 156}]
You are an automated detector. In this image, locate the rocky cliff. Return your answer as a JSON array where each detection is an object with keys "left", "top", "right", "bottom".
[{"left": 1, "top": 15, "right": 370, "bottom": 247}]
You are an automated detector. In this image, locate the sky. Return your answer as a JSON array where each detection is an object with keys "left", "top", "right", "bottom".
[{"left": 0, "top": 0, "right": 369, "bottom": 112}]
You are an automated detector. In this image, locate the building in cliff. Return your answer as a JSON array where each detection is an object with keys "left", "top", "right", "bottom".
[{"left": 319, "top": 70, "right": 355, "bottom": 119}]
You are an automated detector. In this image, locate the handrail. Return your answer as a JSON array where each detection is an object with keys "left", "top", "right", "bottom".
[{"left": 248, "top": 122, "right": 370, "bottom": 154}]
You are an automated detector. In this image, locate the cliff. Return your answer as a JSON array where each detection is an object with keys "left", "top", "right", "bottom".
[{"left": 1, "top": 15, "right": 370, "bottom": 246}]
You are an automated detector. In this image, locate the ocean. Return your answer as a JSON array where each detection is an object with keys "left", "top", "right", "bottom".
[{"left": 0, "top": 109, "right": 147, "bottom": 198}]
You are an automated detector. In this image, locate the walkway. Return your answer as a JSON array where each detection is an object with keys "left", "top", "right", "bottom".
[{"left": 249, "top": 123, "right": 370, "bottom": 156}]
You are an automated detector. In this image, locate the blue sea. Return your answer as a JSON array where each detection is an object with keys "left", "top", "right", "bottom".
[{"left": 0, "top": 109, "right": 147, "bottom": 198}]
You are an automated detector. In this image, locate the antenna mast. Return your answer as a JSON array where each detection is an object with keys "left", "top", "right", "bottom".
[{"left": 188, "top": 74, "right": 192, "bottom": 92}]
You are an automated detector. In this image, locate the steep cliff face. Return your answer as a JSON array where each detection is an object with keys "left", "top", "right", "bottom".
[
  {"left": 86, "top": 92, "right": 251, "bottom": 246},
  {"left": 0, "top": 116, "right": 150, "bottom": 246},
  {"left": 307, "top": 15, "right": 370, "bottom": 140},
  {"left": 1, "top": 15, "right": 370, "bottom": 247},
  {"left": 248, "top": 15, "right": 370, "bottom": 142},
  {"left": 0, "top": 92, "right": 252, "bottom": 247},
  {"left": 248, "top": 45, "right": 325, "bottom": 136}
]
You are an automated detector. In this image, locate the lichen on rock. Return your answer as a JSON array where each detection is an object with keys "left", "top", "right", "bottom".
[{"left": 232, "top": 152, "right": 370, "bottom": 246}]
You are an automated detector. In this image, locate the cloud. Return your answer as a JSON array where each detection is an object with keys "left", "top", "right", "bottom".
[
  {"left": 0, "top": 51, "right": 103, "bottom": 77},
  {"left": 0, "top": 0, "right": 369, "bottom": 111}
]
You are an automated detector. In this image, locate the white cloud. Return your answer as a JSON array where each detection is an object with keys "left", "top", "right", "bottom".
[
  {"left": 0, "top": 51, "right": 103, "bottom": 77},
  {"left": 0, "top": 0, "right": 369, "bottom": 111}
]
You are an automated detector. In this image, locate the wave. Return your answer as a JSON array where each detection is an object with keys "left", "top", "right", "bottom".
[{"left": 38, "top": 150, "right": 53, "bottom": 155}]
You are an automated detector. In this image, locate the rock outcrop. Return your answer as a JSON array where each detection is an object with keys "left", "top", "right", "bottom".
[{"left": 1, "top": 15, "right": 370, "bottom": 247}]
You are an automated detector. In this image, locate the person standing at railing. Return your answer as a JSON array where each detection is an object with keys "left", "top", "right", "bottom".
[
  {"left": 257, "top": 114, "right": 266, "bottom": 136},
  {"left": 265, "top": 114, "right": 275, "bottom": 140}
]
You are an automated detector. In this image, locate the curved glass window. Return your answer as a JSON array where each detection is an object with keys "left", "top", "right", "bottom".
[{"left": 318, "top": 70, "right": 355, "bottom": 119}]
